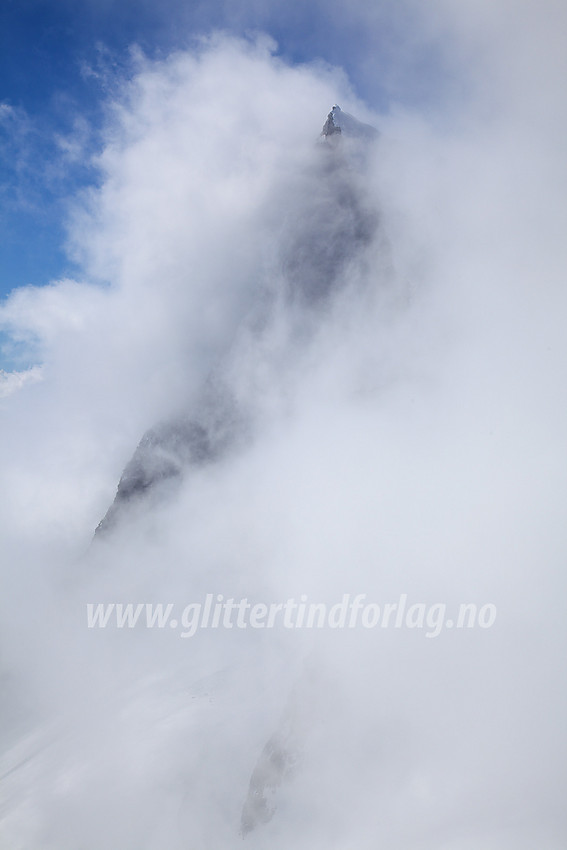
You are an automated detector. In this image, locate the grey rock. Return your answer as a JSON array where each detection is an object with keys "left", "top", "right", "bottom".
[
  {"left": 321, "top": 104, "right": 378, "bottom": 142},
  {"left": 94, "top": 105, "right": 379, "bottom": 537}
]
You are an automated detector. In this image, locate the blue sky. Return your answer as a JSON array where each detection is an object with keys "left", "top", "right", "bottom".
[{"left": 0, "top": 0, "right": 454, "bottom": 304}]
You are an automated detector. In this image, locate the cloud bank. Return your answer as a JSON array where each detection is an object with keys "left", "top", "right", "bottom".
[{"left": 0, "top": 8, "right": 566, "bottom": 849}]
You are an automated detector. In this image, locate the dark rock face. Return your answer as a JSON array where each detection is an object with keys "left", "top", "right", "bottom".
[
  {"left": 321, "top": 104, "right": 379, "bottom": 142},
  {"left": 240, "top": 728, "right": 299, "bottom": 836},
  {"left": 95, "top": 105, "right": 379, "bottom": 537},
  {"left": 95, "top": 419, "right": 211, "bottom": 535},
  {"left": 281, "top": 161, "right": 378, "bottom": 305},
  {"left": 95, "top": 384, "right": 244, "bottom": 535},
  {"left": 321, "top": 105, "right": 342, "bottom": 138}
]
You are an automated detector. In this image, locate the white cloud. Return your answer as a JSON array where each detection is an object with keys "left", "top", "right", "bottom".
[
  {"left": 0, "top": 366, "right": 43, "bottom": 398},
  {"left": 0, "top": 14, "right": 566, "bottom": 849}
]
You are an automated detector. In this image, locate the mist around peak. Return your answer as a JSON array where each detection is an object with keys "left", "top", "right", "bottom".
[{"left": 0, "top": 14, "right": 566, "bottom": 849}]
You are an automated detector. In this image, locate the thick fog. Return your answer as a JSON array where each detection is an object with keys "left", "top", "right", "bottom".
[{"left": 1, "top": 6, "right": 566, "bottom": 848}]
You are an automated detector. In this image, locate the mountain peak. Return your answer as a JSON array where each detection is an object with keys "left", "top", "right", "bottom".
[{"left": 320, "top": 104, "right": 378, "bottom": 141}]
